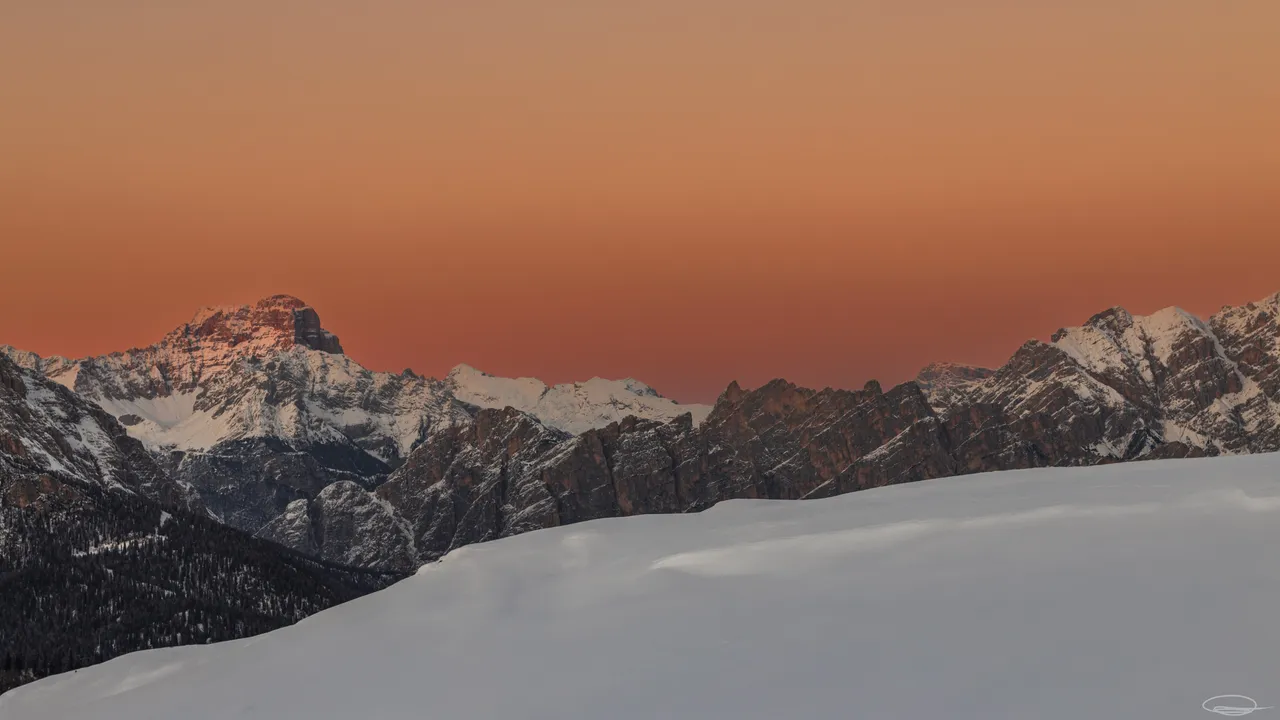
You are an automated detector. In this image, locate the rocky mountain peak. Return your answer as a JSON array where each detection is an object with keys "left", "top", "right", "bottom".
[
  {"left": 720, "top": 381, "right": 745, "bottom": 405},
  {"left": 257, "top": 294, "right": 310, "bottom": 311},
  {"left": 176, "top": 295, "right": 342, "bottom": 355},
  {"left": 1084, "top": 306, "right": 1135, "bottom": 336},
  {"left": 447, "top": 363, "right": 487, "bottom": 379},
  {"left": 1249, "top": 291, "right": 1280, "bottom": 312},
  {"left": 617, "top": 378, "right": 661, "bottom": 398}
]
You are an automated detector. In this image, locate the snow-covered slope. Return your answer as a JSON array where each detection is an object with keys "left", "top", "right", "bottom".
[
  {"left": 446, "top": 363, "right": 711, "bottom": 435},
  {"left": 6, "top": 452, "right": 1280, "bottom": 720}
]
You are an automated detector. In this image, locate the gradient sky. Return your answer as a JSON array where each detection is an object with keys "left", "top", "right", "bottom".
[{"left": 2, "top": 1, "right": 1278, "bottom": 402}]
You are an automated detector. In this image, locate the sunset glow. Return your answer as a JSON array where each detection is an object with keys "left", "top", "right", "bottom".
[{"left": 3, "top": 1, "right": 1278, "bottom": 401}]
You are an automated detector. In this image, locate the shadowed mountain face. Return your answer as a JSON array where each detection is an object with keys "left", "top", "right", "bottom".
[{"left": 6, "top": 292, "right": 1280, "bottom": 571}]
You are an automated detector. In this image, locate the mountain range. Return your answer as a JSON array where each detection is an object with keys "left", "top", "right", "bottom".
[{"left": 5, "top": 291, "right": 1279, "bottom": 571}]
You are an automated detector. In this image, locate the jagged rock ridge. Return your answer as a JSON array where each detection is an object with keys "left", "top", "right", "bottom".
[{"left": 263, "top": 292, "right": 1280, "bottom": 569}]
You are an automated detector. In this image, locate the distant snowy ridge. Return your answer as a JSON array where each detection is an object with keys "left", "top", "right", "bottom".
[{"left": 446, "top": 363, "right": 711, "bottom": 435}]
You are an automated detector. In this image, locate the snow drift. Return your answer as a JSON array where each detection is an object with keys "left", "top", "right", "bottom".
[{"left": 5, "top": 453, "right": 1280, "bottom": 719}]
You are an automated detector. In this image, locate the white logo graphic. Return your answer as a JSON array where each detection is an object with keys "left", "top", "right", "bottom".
[{"left": 1203, "top": 695, "right": 1274, "bottom": 717}]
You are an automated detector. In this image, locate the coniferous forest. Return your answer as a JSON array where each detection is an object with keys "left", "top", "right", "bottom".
[{"left": 0, "top": 469, "right": 406, "bottom": 694}]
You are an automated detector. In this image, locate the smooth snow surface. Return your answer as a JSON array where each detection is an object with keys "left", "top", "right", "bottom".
[{"left": 6, "top": 454, "right": 1280, "bottom": 719}]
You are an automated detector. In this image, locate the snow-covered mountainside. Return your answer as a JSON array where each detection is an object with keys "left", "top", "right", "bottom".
[
  {"left": 1, "top": 295, "right": 708, "bottom": 535},
  {"left": 0, "top": 353, "right": 197, "bottom": 510},
  {"left": 922, "top": 294, "right": 1280, "bottom": 461},
  {"left": 3, "top": 296, "right": 467, "bottom": 461},
  {"left": 445, "top": 363, "right": 711, "bottom": 434},
  {"left": 7, "top": 453, "right": 1280, "bottom": 720}
]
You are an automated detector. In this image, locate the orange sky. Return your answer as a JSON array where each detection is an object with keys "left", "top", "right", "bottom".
[{"left": 2, "top": 1, "right": 1278, "bottom": 402}]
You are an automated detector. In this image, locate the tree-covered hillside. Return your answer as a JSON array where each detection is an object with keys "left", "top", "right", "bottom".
[{"left": 0, "top": 463, "right": 405, "bottom": 694}]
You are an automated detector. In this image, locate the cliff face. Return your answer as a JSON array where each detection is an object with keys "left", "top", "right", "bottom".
[{"left": 281, "top": 377, "right": 949, "bottom": 570}]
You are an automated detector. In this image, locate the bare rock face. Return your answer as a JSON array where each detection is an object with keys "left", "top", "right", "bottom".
[
  {"left": 295, "top": 375, "right": 964, "bottom": 566},
  {"left": 183, "top": 294, "right": 344, "bottom": 355},
  {"left": 156, "top": 437, "right": 387, "bottom": 531},
  {"left": 258, "top": 481, "right": 417, "bottom": 570},
  {"left": 374, "top": 408, "right": 577, "bottom": 559},
  {"left": 915, "top": 362, "right": 996, "bottom": 411}
]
